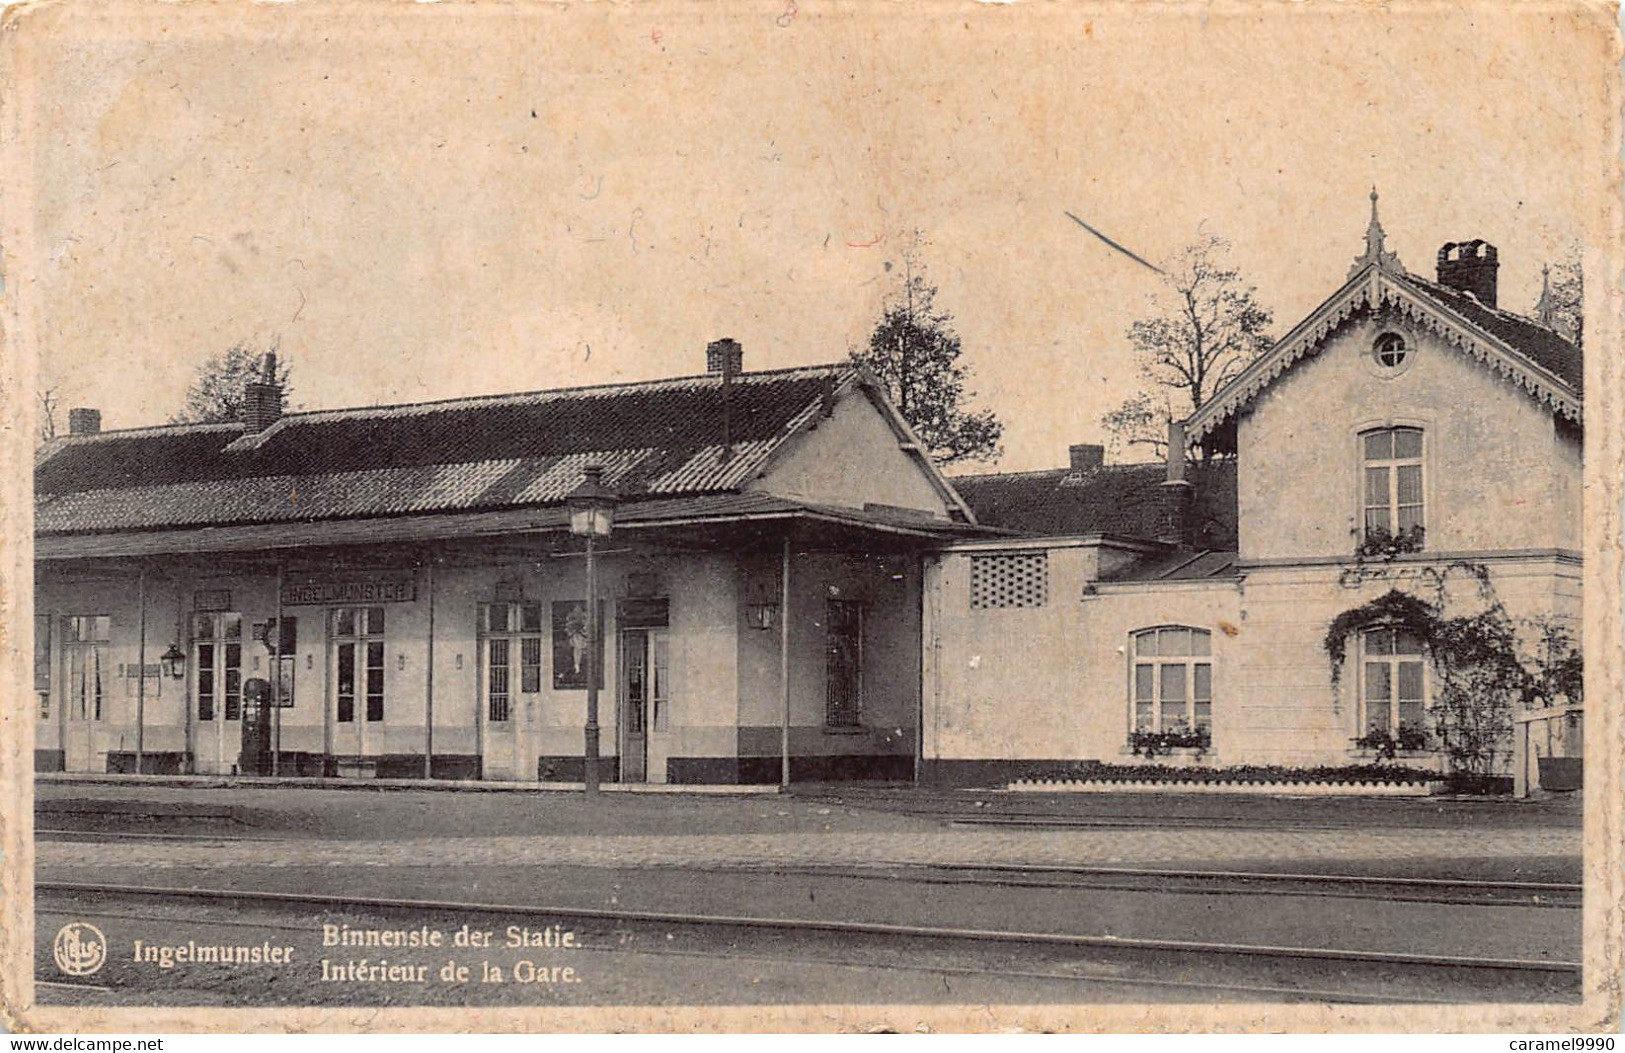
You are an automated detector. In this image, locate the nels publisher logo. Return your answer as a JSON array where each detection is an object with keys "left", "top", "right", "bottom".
[{"left": 52, "top": 922, "right": 107, "bottom": 977}]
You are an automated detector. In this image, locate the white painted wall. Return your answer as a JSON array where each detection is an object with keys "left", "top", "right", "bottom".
[
  {"left": 925, "top": 547, "right": 1098, "bottom": 762},
  {"left": 1236, "top": 311, "right": 1582, "bottom": 561},
  {"left": 752, "top": 387, "right": 950, "bottom": 517},
  {"left": 736, "top": 552, "right": 920, "bottom": 763},
  {"left": 1230, "top": 557, "right": 1581, "bottom": 768}
]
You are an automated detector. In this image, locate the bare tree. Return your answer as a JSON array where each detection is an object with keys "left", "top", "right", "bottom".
[
  {"left": 1102, "top": 234, "right": 1273, "bottom": 460},
  {"left": 37, "top": 387, "right": 61, "bottom": 443},
  {"left": 173, "top": 340, "right": 296, "bottom": 424}
]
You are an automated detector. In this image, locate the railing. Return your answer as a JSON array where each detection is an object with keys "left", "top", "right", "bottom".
[{"left": 1512, "top": 703, "right": 1583, "bottom": 798}]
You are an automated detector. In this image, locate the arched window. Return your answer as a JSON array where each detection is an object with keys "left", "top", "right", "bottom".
[
  {"left": 1131, "top": 627, "right": 1212, "bottom": 737},
  {"left": 1361, "top": 426, "right": 1424, "bottom": 547}
]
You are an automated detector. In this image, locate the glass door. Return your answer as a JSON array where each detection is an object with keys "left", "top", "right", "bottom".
[
  {"left": 62, "top": 615, "right": 110, "bottom": 771},
  {"left": 192, "top": 612, "right": 242, "bottom": 773},
  {"left": 331, "top": 606, "right": 385, "bottom": 764},
  {"left": 479, "top": 602, "right": 542, "bottom": 781}
]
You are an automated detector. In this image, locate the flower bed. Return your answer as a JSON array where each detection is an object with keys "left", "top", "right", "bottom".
[
  {"left": 1007, "top": 762, "right": 1444, "bottom": 795},
  {"left": 1009, "top": 779, "right": 1436, "bottom": 796}
]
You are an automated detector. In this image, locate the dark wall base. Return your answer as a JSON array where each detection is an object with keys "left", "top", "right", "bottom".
[
  {"left": 220, "top": 752, "right": 482, "bottom": 779},
  {"left": 429, "top": 755, "right": 483, "bottom": 781},
  {"left": 666, "top": 757, "right": 743, "bottom": 785},
  {"left": 104, "top": 752, "right": 188, "bottom": 775},
  {"left": 319, "top": 754, "right": 482, "bottom": 780},
  {"left": 671, "top": 754, "right": 913, "bottom": 785},
  {"left": 538, "top": 755, "right": 622, "bottom": 783},
  {"left": 918, "top": 758, "right": 1095, "bottom": 789},
  {"left": 35, "top": 750, "right": 65, "bottom": 773}
]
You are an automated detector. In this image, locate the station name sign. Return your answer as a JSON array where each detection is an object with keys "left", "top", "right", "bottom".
[{"left": 280, "top": 575, "right": 417, "bottom": 606}]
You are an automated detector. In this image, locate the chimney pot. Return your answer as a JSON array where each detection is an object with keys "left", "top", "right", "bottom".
[
  {"left": 1436, "top": 239, "right": 1499, "bottom": 308},
  {"left": 706, "top": 338, "right": 743, "bottom": 377},
  {"left": 1068, "top": 444, "right": 1105, "bottom": 472},
  {"left": 67, "top": 407, "right": 101, "bottom": 436}
]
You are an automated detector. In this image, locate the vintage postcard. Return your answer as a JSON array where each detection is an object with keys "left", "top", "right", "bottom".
[{"left": 1, "top": 0, "right": 1621, "bottom": 1035}]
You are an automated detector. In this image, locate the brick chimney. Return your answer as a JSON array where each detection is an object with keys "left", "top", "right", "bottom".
[
  {"left": 241, "top": 352, "right": 284, "bottom": 433},
  {"left": 706, "top": 338, "right": 743, "bottom": 376},
  {"left": 1159, "top": 421, "right": 1195, "bottom": 548},
  {"left": 1069, "top": 444, "right": 1105, "bottom": 472},
  {"left": 1436, "top": 240, "right": 1499, "bottom": 308},
  {"left": 707, "top": 338, "right": 742, "bottom": 453},
  {"left": 67, "top": 408, "right": 101, "bottom": 436}
]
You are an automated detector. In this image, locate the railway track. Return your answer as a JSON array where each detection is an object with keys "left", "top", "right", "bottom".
[
  {"left": 34, "top": 824, "right": 1583, "bottom": 907},
  {"left": 36, "top": 828, "right": 281, "bottom": 843},
  {"left": 726, "top": 861, "right": 1582, "bottom": 908},
  {"left": 35, "top": 880, "right": 1580, "bottom": 1005},
  {"left": 794, "top": 790, "right": 1569, "bottom": 835}
]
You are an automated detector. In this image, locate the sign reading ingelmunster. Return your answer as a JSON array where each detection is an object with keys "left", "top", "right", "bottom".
[{"left": 280, "top": 574, "right": 418, "bottom": 607}]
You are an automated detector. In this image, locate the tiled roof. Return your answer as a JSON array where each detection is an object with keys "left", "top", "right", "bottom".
[
  {"left": 36, "top": 492, "right": 982, "bottom": 561},
  {"left": 948, "top": 459, "right": 1237, "bottom": 547},
  {"left": 1188, "top": 263, "right": 1583, "bottom": 444},
  {"left": 36, "top": 366, "right": 854, "bottom": 534},
  {"left": 1393, "top": 273, "right": 1583, "bottom": 392}
]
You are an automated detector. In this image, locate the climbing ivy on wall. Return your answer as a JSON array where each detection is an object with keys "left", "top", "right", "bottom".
[
  {"left": 1323, "top": 590, "right": 1438, "bottom": 691},
  {"left": 1322, "top": 561, "right": 1582, "bottom": 783}
]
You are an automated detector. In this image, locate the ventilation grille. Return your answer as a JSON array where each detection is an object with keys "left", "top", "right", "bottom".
[{"left": 970, "top": 553, "right": 1048, "bottom": 609}]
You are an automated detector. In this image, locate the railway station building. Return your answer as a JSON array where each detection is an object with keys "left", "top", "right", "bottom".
[
  {"left": 922, "top": 205, "right": 1583, "bottom": 786},
  {"left": 33, "top": 205, "right": 1584, "bottom": 787},
  {"left": 34, "top": 342, "right": 985, "bottom": 783}
]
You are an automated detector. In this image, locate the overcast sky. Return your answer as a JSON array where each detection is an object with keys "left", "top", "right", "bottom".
[{"left": 12, "top": 3, "right": 1610, "bottom": 471}]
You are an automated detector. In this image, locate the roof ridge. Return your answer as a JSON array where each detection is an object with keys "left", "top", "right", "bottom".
[
  {"left": 951, "top": 462, "right": 1162, "bottom": 483},
  {"left": 46, "top": 421, "right": 246, "bottom": 441},
  {"left": 270, "top": 362, "right": 855, "bottom": 426}
]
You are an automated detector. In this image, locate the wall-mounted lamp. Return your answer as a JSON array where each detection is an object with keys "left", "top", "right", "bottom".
[
  {"left": 745, "top": 603, "right": 779, "bottom": 630},
  {"left": 159, "top": 644, "right": 186, "bottom": 680}
]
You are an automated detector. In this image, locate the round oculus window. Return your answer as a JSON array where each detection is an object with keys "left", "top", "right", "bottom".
[{"left": 1373, "top": 332, "right": 1409, "bottom": 369}]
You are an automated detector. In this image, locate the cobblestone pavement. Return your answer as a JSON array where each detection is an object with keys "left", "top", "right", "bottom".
[{"left": 36, "top": 822, "right": 1579, "bottom": 873}]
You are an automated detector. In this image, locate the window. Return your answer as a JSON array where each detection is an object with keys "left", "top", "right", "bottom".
[
  {"left": 1362, "top": 627, "right": 1428, "bottom": 743},
  {"left": 1362, "top": 427, "right": 1424, "bottom": 545},
  {"left": 825, "top": 600, "right": 864, "bottom": 728},
  {"left": 1131, "top": 627, "right": 1212, "bottom": 737},
  {"left": 970, "top": 553, "right": 1048, "bottom": 609},
  {"left": 193, "top": 612, "right": 243, "bottom": 722},
  {"left": 479, "top": 602, "right": 543, "bottom": 723},
  {"left": 1373, "top": 332, "right": 1409, "bottom": 368},
  {"left": 63, "top": 615, "right": 111, "bottom": 721},
  {"left": 334, "top": 606, "right": 386, "bottom": 723}
]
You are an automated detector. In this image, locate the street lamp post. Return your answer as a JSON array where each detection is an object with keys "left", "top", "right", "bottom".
[{"left": 567, "top": 463, "right": 619, "bottom": 797}]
